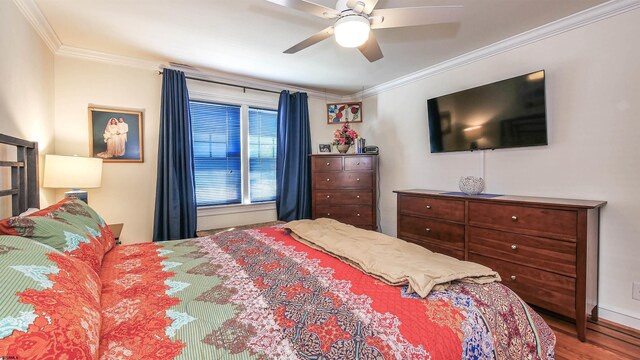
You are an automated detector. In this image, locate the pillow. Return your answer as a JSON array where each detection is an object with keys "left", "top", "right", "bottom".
[
  {"left": 29, "top": 197, "right": 116, "bottom": 254},
  {"left": 0, "top": 235, "right": 101, "bottom": 359},
  {"left": 18, "top": 208, "right": 40, "bottom": 217},
  {"left": 0, "top": 216, "right": 104, "bottom": 275}
]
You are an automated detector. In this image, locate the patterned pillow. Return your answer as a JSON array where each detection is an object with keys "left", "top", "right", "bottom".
[
  {"left": 29, "top": 197, "right": 116, "bottom": 254},
  {"left": 0, "top": 235, "right": 101, "bottom": 359},
  {"left": 0, "top": 216, "right": 104, "bottom": 275}
]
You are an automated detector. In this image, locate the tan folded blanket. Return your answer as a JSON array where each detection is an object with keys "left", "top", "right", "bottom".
[{"left": 286, "top": 218, "right": 500, "bottom": 298}]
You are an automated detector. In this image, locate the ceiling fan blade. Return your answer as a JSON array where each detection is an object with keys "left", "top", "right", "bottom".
[
  {"left": 370, "top": 6, "right": 463, "bottom": 29},
  {"left": 265, "top": 0, "right": 340, "bottom": 19},
  {"left": 346, "top": 0, "right": 379, "bottom": 15},
  {"left": 358, "top": 32, "right": 383, "bottom": 62},
  {"left": 284, "top": 26, "right": 334, "bottom": 54}
]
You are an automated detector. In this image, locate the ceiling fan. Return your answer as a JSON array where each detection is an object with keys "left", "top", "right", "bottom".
[{"left": 265, "top": 0, "right": 463, "bottom": 62}]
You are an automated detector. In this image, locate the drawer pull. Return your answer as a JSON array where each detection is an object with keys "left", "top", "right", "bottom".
[
  {"left": 357, "top": 214, "right": 361, "bottom": 217},
  {"left": 511, "top": 244, "right": 517, "bottom": 250},
  {"left": 357, "top": 162, "right": 361, "bottom": 165},
  {"left": 511, "top": 215, "right": 518, "bottom": 221},
  {"left": 326, "top": 178, "right": 331, "bottom": 182},
  {"left": 510, "top": 275, "right": 517, "bottom": 281},
  {"left": 425, "top": 228, "right": 431, "bottom": 232},
  {"left": 326, "top": 195, "right": 330, "bottom": 199},
  {"left": 356, "top": 195, "right": 360, "bottom": 199},
  {"left": 326, "top": 162, "right": 330, "bottom": 166},
  {"left": 426, "top": 205, "right": 432, "bottom": 209}
]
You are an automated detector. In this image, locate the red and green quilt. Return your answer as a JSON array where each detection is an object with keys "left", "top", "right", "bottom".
[{"left": 96, "top": 226, "right": 555, "bottom": 360}]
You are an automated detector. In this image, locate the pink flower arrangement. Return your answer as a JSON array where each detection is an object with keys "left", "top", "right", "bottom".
[{"left": 333, "top": 122, "right": 359, "bottom": 145}]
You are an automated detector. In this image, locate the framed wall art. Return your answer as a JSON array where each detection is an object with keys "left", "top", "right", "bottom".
[
  {"left": 327, "top": 102, "right": 362, "bottom": 124},
  {"left": 89, "top": 106, "right": 144, "bottom": 163}
]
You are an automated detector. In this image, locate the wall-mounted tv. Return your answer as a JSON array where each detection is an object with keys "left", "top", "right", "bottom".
[{"left": 427, "top": 70, "right": 547, "bottom": 153}]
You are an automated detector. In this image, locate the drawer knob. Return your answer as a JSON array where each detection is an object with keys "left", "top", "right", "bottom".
[
  {"left": 357, "top": 162, "right": 361, "bottom": 165},
  {"left": 510, "top": 275, "right": 517, "bottom": 281},
  {"left": 356, "top": 195, "right": 360, "bottom": 199},
  {"left": 356, "top": 178, "right": 360, "bottom": 181},
  {"left": 425, "top": 228, "right": 431, "bottom": 232},
  {"left": 357, "top": 214, "right": 361, "bottom": 217},
  {"left": 327, "top": 213, "right": 331, "bottom": 216},
  {"left": 426, "top": 205, "right": 432, "bottom": 209},
  {"left": 511, "top": 215, "right": 518, "bottom": 221},
  {"left": 326, "top": 178, "right": 330, "bottom": 182},
  {"left": 326, "top": 195, "right": 330, "bottom": 198},
  {"left": 511, "top": 244, "right": 517, "bottom": 250},
  {"left": 326, "top": 162, "right": 330, "bottom": 166}
]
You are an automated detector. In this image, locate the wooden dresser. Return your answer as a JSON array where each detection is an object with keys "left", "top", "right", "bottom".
[
  {"left": 394, "top": 189, "right": 606, "bottom": 341},
  {"left": 311, "top": 154, "right": 378, "bottom": 230}
]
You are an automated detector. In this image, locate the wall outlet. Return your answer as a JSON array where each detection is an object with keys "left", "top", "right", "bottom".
[{"left": 633, "top": 282, "right": 640, "bottom": 301}]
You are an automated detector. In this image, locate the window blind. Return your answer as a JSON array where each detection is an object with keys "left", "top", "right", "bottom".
[
  {"left": 190, "top": 101, "right": 241, "bottom": 206},
  {"left": 248, "top": 108, "right": 277, "bottom": 202}
]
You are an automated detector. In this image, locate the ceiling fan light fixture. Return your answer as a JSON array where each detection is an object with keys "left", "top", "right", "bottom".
[{"left": 334, "top": 15, "right": 370, "bottom": 48}]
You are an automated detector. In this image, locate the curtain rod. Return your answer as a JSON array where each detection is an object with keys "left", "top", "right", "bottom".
[{"left": 157, "top": 71, "right": 281, "bottom": 95}]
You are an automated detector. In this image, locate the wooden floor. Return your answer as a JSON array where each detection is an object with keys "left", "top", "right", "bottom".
[{"left": 540, "top": 312, "right": 640, "bottom": 359}]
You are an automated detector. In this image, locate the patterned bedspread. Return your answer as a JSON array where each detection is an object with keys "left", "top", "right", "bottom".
[{"left": 99, "top": 226, "right": 555, "bottom": 359}]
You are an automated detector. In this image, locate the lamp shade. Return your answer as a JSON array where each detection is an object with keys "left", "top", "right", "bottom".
[
  {"left": 43, "top": 155, "right": 103, "bottom": 189},
  {"left": 334, "top": 15, "right": 370, "bottom": 48}
]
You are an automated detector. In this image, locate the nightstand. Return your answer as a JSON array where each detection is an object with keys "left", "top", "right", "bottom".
[{"left": 108, "top": 223, "right": 124, "bottom": 245}]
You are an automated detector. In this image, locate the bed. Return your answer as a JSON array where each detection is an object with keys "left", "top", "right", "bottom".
[{"left": 0, "top": 134, "right": 555, "bottom": 359}]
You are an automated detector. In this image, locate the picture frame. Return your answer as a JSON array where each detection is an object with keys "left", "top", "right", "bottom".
[
  {"left": 327, "top": 102, "right": 362, "bottom": 124},
  {"left": 89, "top": 106, "right": 144, "bottom": 163},
  {"left": 318, "top": 143, "right": 332, "bottom": 153}
]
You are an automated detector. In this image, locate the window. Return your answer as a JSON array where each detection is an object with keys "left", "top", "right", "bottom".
[
  {"left": 248, "top": 108, "right": 277, "bottom": 202},
  {"left": 190, "top": 100, "right": 277, "bottom": 207}
]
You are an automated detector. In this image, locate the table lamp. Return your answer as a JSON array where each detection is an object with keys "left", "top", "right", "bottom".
[{"left": 43, "top": 154, "right": 103, "bottom": 203}]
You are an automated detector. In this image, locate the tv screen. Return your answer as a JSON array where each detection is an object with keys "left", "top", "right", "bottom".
[{"left": 427, "top": 70, "right": 547, "bottom": 153}]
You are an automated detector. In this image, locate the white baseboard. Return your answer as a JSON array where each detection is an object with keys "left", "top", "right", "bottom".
[{"left": 598, "top": 307, "right": 640, "bottom": 330}]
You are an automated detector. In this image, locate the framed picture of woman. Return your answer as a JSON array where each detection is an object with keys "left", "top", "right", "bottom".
[{"left": 89, "top": 106, "right": 143, "bottom": 163}]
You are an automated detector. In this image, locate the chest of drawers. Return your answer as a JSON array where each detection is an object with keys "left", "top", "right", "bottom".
[
  {"left": 311, "top": 154, "right": 378, "bottom": 230},
  {"left": 394, "top": 189, "right": 606, "bottom": 341}
]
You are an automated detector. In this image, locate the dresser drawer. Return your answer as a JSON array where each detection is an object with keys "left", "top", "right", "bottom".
[
  {"left": 402, "top": 237, "right": 465, "bottom": 260},
  {"left": 398, "top": 215, "right": 465, "bottom": 248},
  {"left": 315, "top": 190, "right": 372, "bottom": 206},
  {"left": 468, "top": 254, "right": 576, "bottom": 318},
  {"left": 314, "top": 172, "right": 372, "bottom": 189},
  {"left": 316, "top": 206, "right": 373, "bottom": 225},
  {"left": 469, "top": 227, "right": 576, "bottom": 277},
  {"left": 312, "top": 156, "right": 343, "bottom": 171},
  {"left": 344, "top": 156, "right": 373, "bottom": 171},
  {"left": 398, "top": 195, "right": 465, "bottom": 222},
  {"left": 468, "top": 202, "right": 577, "bottom": 241}
]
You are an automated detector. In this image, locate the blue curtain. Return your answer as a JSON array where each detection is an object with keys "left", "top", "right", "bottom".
[
  {"left": 276, "top": 91, "right": 312, "bottom": 221},
  {"left": 153, "top": 69, "right": 197, "bottom": 241}
]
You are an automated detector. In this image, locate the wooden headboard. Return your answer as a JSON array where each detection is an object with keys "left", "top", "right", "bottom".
[{"left": 0, "top": 134, "right": 40, "bottom": 216}]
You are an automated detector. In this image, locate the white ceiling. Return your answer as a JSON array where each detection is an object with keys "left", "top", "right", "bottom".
[{"left": 34, "top": 0, "right": 607, "bottom": 95}]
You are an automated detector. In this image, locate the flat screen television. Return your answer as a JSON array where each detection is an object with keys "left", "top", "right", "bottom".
[{"left": 427, "top": 70, "right": 547, "bottom": 153}]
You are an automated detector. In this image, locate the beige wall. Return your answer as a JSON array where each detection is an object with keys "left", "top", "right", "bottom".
[
  {"left": 360, "top": 9, "right": 640, "bottom": 327},
  {"left": 54, "top": 57, "right": 161, "bottom": 244},
  {"left": 54, "top": 58, "right": 332, "bottom": 242},
  {"left": 0, "top": 1, "right": 55, "bottom": 217}
]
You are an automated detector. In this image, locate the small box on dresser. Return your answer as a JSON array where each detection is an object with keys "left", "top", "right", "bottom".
[
  {"left": 311, "top": 154, "right": 378, "bottom": 230},
  {"left": 394, "top": 189, "right": 605, "bottom": 341}
]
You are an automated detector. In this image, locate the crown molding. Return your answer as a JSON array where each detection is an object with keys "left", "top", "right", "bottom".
[
  {"left": 57, "top": 45, "right": 162, "bottom": 71},
  {"left": 342, "top": 0, "right": 640, "bottom": 101},
  {"left": 13, "top": 0, "right": 61, "bottom": 53},
  {"left": 168, "top": 65, "right": 343, "bottom": 102}
]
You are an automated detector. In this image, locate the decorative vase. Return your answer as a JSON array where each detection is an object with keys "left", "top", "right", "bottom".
[
  {"left": 459, "top": 176, "right": 485, "bottom": 195},
  {"left": 337, "top": 144, "right": 351, "bottom": 153}
]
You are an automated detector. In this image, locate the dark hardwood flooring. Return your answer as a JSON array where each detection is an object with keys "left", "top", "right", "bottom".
[{"left": 540, "top": 312, "right": 640, "bottom": 359}]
